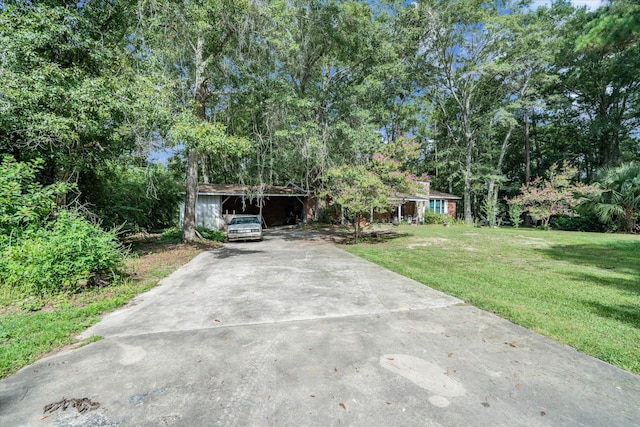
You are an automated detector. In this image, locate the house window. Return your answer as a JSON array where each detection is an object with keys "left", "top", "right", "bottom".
[{"left": 429, "top": 199, "right": 447, "bottom": 214}]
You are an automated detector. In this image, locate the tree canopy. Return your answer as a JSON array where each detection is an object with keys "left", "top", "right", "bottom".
[{"left": 0, "top": 0, "right": 638, "bottom": 234}]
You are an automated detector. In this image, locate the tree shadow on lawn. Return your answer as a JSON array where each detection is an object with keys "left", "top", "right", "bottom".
[
  {"left": 536, "top": 241, "right": 640, "bottom": 278},
  {"left": 313, "top": 225, "right": 408, "bottom": 245},
  {"left": 581, "top": 299, "right": 640, "bottom": 329}
]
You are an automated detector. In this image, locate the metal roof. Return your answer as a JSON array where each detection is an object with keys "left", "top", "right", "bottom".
[{"left": 196, "top": 184, "right": 309, "bottom": 197}]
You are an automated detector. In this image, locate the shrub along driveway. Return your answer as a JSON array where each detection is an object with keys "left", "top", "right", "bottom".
[{"left": 1, "top": 228, "right": 639, "bottom": 426}]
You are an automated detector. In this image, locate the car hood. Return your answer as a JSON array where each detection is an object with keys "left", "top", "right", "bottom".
[{"left": 228, "top": 223, "right": 260, "bottom": 230}]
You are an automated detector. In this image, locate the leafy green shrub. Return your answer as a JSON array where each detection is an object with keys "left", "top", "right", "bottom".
[
  {"left": 508, "top": 203, "right": 523, "bottom": 228},
  {"left": 550, "top": 213, "right": 611, "bottom": 232},
  {"left": 196, "top": 226, "right": 225, "bottom": 242},
  {"left": 160, "top": 227, "right": 183, "bottom": 242},
  {"left": 80, "top": 163, "right": 181, "bottom": 233},
  {"left": 1, "top": 211, "right": 126, "bottom": 296},
  {"left": 0, "top": 155, "right": 71, "bottom": 236},
  {"left": 422, "top": 211, "right": 446, "bottom": 225}
]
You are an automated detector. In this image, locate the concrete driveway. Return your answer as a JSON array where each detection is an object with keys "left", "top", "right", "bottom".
[{"left": 1, "top": 228, "right": 639, "bottom": 426}]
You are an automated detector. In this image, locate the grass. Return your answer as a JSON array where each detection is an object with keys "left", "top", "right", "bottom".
[
  {"left": 0, "top": 235, "right": 219, "bottom": 379},
  {"left": 346, "top": 225, "right": 640, "bottom": 374}
]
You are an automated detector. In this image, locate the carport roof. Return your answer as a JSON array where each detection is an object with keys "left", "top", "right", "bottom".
[
  {"left": 430, "top": 190, "right": 462, "bottom": 200},
  {"left": 197, "top": 184, "right": 309, "bottom": 197},
  {"left": 390, "top": 189, "right": 461, "bottom": 203}
]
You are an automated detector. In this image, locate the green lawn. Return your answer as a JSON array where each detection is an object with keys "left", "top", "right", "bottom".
[{"left": 347, "top": 225, "right": 640, "bottom": 374}]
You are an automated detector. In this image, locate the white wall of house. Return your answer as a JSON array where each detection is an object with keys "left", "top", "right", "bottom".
[{"left": 180, "top": 195, "right": 225, "bottom": 230}]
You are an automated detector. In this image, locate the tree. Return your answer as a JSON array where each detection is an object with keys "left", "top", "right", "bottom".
[
  {"left": 135, "top": 0, "right": 254, "bottom": 242},
  {"left": 507, "top": 161, "right": 596, "bottom": 229},
  {"left": 0, "top": 1, "right": 141, "bottom": 185},
  {"left": 322, "top": 165, "right": 391, "bottom": 242},
  {"left": 579, "top": 162, "right": 640, "bottom": 233},
  {"left": 322, "top": 137, "right": 422, "bottom": 241},
  {"left": 576, "top": 0, "right": 640, "bottom": 51},
  {"left": 234, "top": 0, "right": 412, "bottom": 193},
  {"left": 549, "top": 6, "right": 640, "bottom": 171},
  {"left": 408, "top": 0, "right": 517, "bottom": 225}
]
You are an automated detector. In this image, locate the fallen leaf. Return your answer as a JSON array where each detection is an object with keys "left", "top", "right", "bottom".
[
  {"left": 447, "top": 353, "right": 453, "bottom": 358},
  {"left": 214, "top": 319, "right": 221, "bottom": 323},
  {"left": 339, "top": 403, "right": 347, "bottom": 410}
]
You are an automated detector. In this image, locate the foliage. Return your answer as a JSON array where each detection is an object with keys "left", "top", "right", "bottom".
[
  {"left": 550, "top": 213, "right": 610, "bottom": 233},
  {"left": 0, "top": 156, "right": 69, "bottom": 235},
  {"left": 348, "top": 225, "right": 640, "bottom": 374},
  {"left": 507, "top": 203, "right": 523, "bottom": 228},
  {"left": 195, "top": 226, "right": 225, "bottom": 242},
  {"left": 168, "top": 111, "right": 253, "bottom": 157},
  {"left": 0, "top": 1, "right": 143, "bottom": 181},
  {"left": 80, "top": 163, "right": 182, "bottom": 233},
  {"left": 576, "top": 0, "right": 640, "bottom": 51},
  {"left": 322, "top": 137, "right": 425, "bottom": 241},
  {"left": 322, "top": 165, "right": 391, "bottom": 242},
  {"left": 578, "top": 162, "right": 640, "bottom": 233},
  {"left": 422, "top": 211, "right": 446, "bottom": 225},
  {"left": 160, "top": 227, "right": 183, "bottom": 243},
  {"left": 0, "top": 211, "right": 126, "bottom": 296},
  {"left": 507, "top": 162, "right": 597, "bottom": 229}
]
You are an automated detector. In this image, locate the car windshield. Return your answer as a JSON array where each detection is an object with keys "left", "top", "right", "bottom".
[{"left": 230, "top": 217, "right": 260, "bottom": 225}]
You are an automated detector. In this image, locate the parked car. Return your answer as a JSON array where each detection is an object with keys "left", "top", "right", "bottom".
[{"left": 226, "top": 214, "right": 263, "bottom": 242}]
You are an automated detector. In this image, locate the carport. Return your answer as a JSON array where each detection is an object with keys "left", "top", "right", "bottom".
[{"left": 186, "top": 183, "right": 312, "bottom": 230}]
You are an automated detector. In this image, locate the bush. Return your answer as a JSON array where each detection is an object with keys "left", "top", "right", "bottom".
[
  {"left": 0, "top": 211, "right": 126, "bottom": 296},
  {"left": 422, "top": 211, "right": 447, "bottom": 225},
  {"left": 550, "top": 213, "right": 611, "bottom": 232},
  {"left": 161, "top": 226, "right": 225, "bottom": 242},
  {"left": 160, "top": 227, "right": 183, "bottom": 242},
  {"left": 196, "top": 226, "right": 225, "bottom": 242},
  {"left": 80, "top": 163, "right": 182, "bottom": 233}
]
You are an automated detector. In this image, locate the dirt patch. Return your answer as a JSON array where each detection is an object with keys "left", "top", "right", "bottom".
[
  {"left": 407, "top": 238, "right": 450, "bottom": 249},
  {"left": 306, "top": 224, "right": 406, "bottom": 244},
  {"left": 127, "top": 240, "right": 220, "bottom": 278}
]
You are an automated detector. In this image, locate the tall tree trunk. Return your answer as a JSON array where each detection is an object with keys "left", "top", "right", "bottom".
[
  {"left": 487, "top": 124, "right": 514, "bottom": 226},
  {"left": 464, "top": 135, "right": 473, "bottom": 225},
  {"left": 463, "top": 108, "right": 474, "bottom": 225},
  {"left": 183, "top": 149, "right": 199, "bottom": 242},
  {"left": 201, "top": 156, "right": 210, "bottom": 184},
  {"left": 524, "top": 108, "right": 531, "bottom": 185},
  {"left": 182, "top": 37, "right": 208, "bottom": 243}
]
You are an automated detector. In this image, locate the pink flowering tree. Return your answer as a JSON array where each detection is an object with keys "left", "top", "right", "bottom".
[
  {"left": 321, "top": 165, "right": 391, "bottom": 242},
  {"left": 507, "top": 162, "right": 597, "bottom": 229},
  {"left": 322, "top": 137, "right": 427, "bottom": 241}
]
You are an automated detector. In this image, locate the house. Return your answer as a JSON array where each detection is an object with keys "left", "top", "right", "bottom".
[
  {"left": 183, "top": 181, "right": 460, "bottom": 231},
  {"left": 375, "top": 181, "right": 461, "bottom": 223},
  {"left": 180, "top": 183, "right": 312, "bottom": 230}
]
